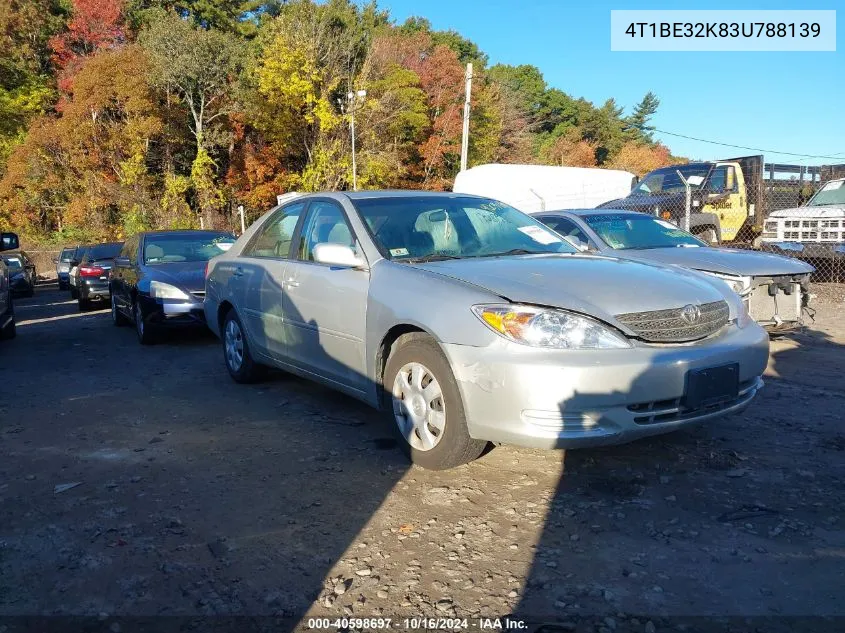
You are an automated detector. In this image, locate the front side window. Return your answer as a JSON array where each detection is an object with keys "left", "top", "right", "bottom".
[
  {"left": 297, "top": 201, "right": 356, "bottom": 262},
  {"left": 353, "top": 196, "right": 575, "bottom": 261},
  {"left": 244, "top": 202, "right": 306, "bottom": 258},
  {"left": 143, "top": 233, "right": 236, "bottom": 264},
  {"left": 540, "top": 217, "right": 592, "bottom": 245},
  {"left": 60, "top": 248, "right": 75, "bottom": 261},
  {"left": 583, "top": 214, "right": 705, "bottom": 250}
]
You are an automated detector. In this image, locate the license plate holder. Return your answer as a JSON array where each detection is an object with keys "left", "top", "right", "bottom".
[{"left": 684, "top": 363, "right": 739, "bottom": 409}]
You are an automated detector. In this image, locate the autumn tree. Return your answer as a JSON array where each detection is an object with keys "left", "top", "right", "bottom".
[
  {"left": 0, "top": 0, "right": 66, "bottom": 168},
  {"left": 140, "top": 9, "right": 242, "bottom": 227},
  {"left": 49, "top": 0, "right": 126, "bottom": 97},
  {"left": 607, "top": 141, "right": 672, "bottom": 177},
  {"left": 624, "top": 91, "right": 660, "bottom": 142}
]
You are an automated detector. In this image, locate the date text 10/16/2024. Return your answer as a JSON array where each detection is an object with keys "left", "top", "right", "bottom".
[{"left": 307, "top": 617, "right": 529, "bottom": 630}]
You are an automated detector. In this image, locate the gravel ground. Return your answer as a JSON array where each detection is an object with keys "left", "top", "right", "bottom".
[{"left": 0, "top": 284, "right": 843, "bottom": 633}]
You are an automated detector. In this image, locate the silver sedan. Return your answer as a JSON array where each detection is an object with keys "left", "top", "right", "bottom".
[
  {"left": 535, "top": 209, "right": 815, "bottom": 332},
  {"left": 205, "top": 192, "right": 769, "bottom": 470}
]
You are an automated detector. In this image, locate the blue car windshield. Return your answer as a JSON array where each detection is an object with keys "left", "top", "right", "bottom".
[
  {"left": 144, "top": 233, "right": 236, "bottom": 264},
  {"left": 352, "top": 196, "right": 575, "bottom": 261},
  {"left": 584, "top": 214, "right": 705, "bottom": 250}
]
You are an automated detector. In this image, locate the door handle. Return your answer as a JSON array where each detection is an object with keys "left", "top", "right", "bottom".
[
  {"left": 285, "top": 278, "right": 300, "bottom": 288},
  {"left": 232, "top": 267, "right": 244, "bottom": 278}
]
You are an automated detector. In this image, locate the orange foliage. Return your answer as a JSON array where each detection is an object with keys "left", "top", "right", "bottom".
[{"left": 608, "top": 142, "right": 673, "bottom": 177}]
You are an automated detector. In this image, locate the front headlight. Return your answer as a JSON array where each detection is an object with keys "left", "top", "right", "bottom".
[
  {"left": 699, "top": 271, "right": 752, "bottom": 297},
  {"left": 150, "top": 280, "right": 191, "bottom": 300},
  {"left": 472, "top": 304, "right": 631, "bottom": 349}
]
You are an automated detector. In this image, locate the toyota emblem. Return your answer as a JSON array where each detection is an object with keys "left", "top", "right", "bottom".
[{"left": 680, "top": 304, "right": 701, "bottom": 325}]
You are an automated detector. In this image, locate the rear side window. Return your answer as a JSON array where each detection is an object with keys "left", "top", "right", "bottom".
[{"left": 244, "top": 202, "right": 306, "bottom": 258}]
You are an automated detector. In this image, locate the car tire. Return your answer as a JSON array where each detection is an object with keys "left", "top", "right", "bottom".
[
  {"left": 222, "top": 309, "right": 264, "bottom": 383},
  {"left": 111, "top": 293, "right": 129, "bottom": 326},
  {"left": 134, "top": 300, "right": 156, "bottom": 345},
  {"left": 24, "top": 286, "right": 34, "bottom": 298},
  {"left": 383, "top": 333, "right": 487, "bottom": 470},
  {"left": 694, "top": 227, "right": 719, "bottom": 245},
  {"left": 0, "top": 301, "right": 15, "bottom": 341},
  {"left": 70, "top": 286, "right": 78, "bottom": 299},
  {"left": 78, "top": 297, "right": 90, "bottom": 312}
]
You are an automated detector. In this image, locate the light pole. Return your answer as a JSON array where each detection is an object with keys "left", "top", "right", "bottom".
[{"left": 343, "top": 89, "right": 366, "bottom": 191}]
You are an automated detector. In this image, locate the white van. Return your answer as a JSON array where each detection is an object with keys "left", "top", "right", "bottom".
[{"left": 453, "top": 164, "right": 637, "bottom": 213}]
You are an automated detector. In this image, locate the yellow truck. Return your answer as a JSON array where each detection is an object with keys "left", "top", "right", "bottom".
[{"left": 598, "top": 155, "right": 765, "bottom": 244}]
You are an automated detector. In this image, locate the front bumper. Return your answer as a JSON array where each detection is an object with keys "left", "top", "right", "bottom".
[
  {"left": 442, "top": 323, "right": 770, "bottom": 450},
  {"left": 138, "top": 294, "right": 206, "bottom": 327},
  {"left": 9, "top": 277, "right": 30, "bottom": 295}
]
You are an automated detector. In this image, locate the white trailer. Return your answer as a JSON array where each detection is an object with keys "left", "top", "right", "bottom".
[{"left": 452, "top": 164, "right": 637, "bottom": 213}]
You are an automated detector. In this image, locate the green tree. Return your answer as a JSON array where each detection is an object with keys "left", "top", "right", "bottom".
[{"left": 624, "top": 91, "right": 660, "bottom": 142}]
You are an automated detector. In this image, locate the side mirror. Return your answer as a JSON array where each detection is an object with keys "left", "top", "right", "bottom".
[
  {"left": 53, "top": 258, "right": 59, "bottom": 264},
  {"left": 313, "top": 243, "right": 366, "bottom": 268},
  {"left": 0, "top": 232, "right": 19, "bottom": 252}
]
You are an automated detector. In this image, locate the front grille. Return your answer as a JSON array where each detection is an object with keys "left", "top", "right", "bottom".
[
  {"left": 628, "top": 378, "right": 759, "bottom": 425},
  {"left": 615, "top": 300, "right": 730, "bottom": 343}
]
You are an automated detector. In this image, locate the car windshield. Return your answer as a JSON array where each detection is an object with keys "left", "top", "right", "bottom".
[
  {"left": 2, "top": 256, "right": 23, "bottom": 269},
  {"left": 88, "top": 242, "right": 123, "bottom": 260},
  {"left": 583, "top": 214, "right": 705, "bottom": 250},
  {"left": 143, "top": 233, "right": 235, "bottom": 264},
  {"left": 60, "top": 248, "right": 75, "bottom": 261},
  {"left": 352, "top": 196, "right": 576, "bottom": 261},
  {"left": 806, "top": 180, "right": 845, "bottom": 207},
  {"left": 632, "top": 165, "right": 710, "bottom": 195}
]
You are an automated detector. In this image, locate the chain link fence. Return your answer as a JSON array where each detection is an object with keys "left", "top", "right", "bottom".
[{"left": 633, "top": 158, "right": 845, "bottom": 284}]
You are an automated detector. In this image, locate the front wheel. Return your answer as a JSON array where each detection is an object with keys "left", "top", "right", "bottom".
[
  {"left": 222, "top": 309, "right": 264, "bottom": 383},
  {"left": 134, "top": 301, "right": 157, "bottom": 345},
  {"left": 383, "top": 333, "right": 487, "bottom": 470},
  {"left": 694, "top": 227, "right": 719, "bottom": 245},
  {"left": 111, "top": 293, "right": 129, "bottom": 326}
]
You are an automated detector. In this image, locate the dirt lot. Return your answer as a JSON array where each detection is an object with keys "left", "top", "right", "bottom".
[{"left": 1, "top": 284, "right": 844, "bottom": 633}]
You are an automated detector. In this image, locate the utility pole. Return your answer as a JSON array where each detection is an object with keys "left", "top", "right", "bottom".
[
  {"left": 345, "top": 89, "right": 367, "bottom": 191},
  {"left": 237, "top": 205, "right": 245, "bottom": 235},
  {"left": 460, "top": 63, "right": 473, "bottom": 172}
]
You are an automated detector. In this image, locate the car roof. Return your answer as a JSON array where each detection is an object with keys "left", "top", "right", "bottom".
[
  {"left": 311, "top": 190, "right": 490, "bottom": 201},
  {"left": 140, "top": 230, "right": 234, "bottom": 237},
  {"left": 542, "top": 208, "right": 644, "bottom": 218}
]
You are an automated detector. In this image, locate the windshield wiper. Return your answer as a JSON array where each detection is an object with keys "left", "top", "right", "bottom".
[
  {"left": 403, "top": 253, "right": 464, "bottom": 263},
  {"left": 476, "top": 248, "right": 549, "bottom": 258}
]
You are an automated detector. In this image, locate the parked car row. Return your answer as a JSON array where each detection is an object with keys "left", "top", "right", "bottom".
[{"left": 7, "top": 190, "right": 815, "bottom": 471}]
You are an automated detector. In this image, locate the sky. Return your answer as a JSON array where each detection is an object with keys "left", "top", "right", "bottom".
[{"left": 379, "top": 0, "right": 843, "bottom": 166}]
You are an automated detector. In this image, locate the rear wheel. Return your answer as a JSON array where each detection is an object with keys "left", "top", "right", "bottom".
[
  {"left": 70, "top": 285, "right": 78, "bottom": 299},
  {"left": 78, "top": 297, "right": 90, "bottom": 312},
  {"left": 222, "top": 309, "right": 264, "bottom": 383},
  {"left": 134, "top": 300, "right": 156, "bottom": 345},
  {"left": 383, "top": 333, "right": 487, "bottom": 470}
]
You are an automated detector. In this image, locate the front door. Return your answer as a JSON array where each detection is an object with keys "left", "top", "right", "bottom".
[
  {"left": 282, "top": 200, "right": 369, "bottom": 393},
  {"left": 704, "top": 164, "right": 745, "bottom": 242}
]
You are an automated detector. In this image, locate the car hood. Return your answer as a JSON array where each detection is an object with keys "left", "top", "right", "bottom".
[
  {"left": 414, "top": 254, "right": 729, "bottom": 324},
  {"left": 606, "top": 246, "right": 814, "bottom": 277},
  {"left": 597, "top": 192, "right": 685, "bottom": 212},
  {"left": 769, "top": 204, "right": 845, "bottom": 218},
  {"left": 145, "top": 261, "right": 206, "bottom": 293}
]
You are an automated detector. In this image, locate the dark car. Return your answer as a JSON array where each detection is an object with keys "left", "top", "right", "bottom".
[
  {"left": 1, "top": 251, "right": 37, "bottom": 298},
  {"left": 0, "top": 232, "right": 21, "bottom": 340},
  {"left": 55, "top": 246, "right": 76, "bottom": 290},
  {"left": 68, "top": 245, "right": 92, "bottom": 298},
  {"left": 75, "top": 241, "right": 124, "bottom": 311},
  {"left": 110, "top": 230, "right": 236, "bottom": 344}
]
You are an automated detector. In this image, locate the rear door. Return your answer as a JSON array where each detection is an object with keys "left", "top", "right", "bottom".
[
  {"left": 111, "top": 237, "right": 137, "bottom": 311},
  {"left": 236, "top": 202, "right": 306, "bottom": 359},
  {"left": 281, "top": 199, "right": 369, "bottom": 392}
]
